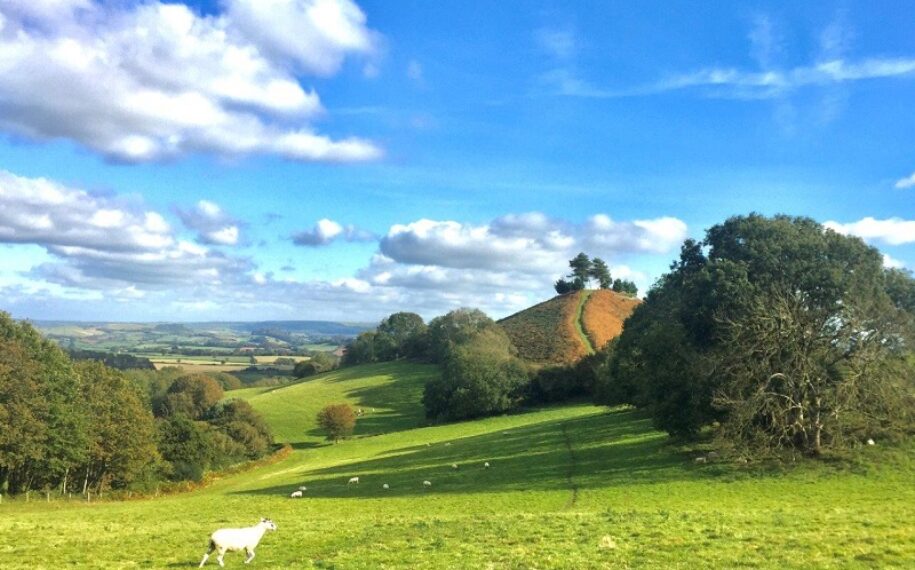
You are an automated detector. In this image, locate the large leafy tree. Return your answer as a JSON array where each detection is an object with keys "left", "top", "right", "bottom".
[
  {"left": 422, "top": 327, "right": 528, "bottom": 421},
  {"left": 599, "top": 214, "right": 914, "bottom": 455}
]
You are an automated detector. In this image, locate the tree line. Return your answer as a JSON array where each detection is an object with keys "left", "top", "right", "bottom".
[
  {"left": 0, "top": 314, "right": 275, "bottom": 496},
  {"left": 554, "top": 252, "right": 637, "bottom": 296}
]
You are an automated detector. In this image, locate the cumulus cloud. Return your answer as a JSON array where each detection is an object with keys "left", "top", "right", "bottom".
[
  {"left": 0, "top": 0, "right": 381, "bottom": 162},
  {"left": 0, "top": 169, "right": 252, "bottom": 288},
  {"left": 291, "top": 218, "right": 375, "bottom": 246},
  {"left": 883, "top": 254, "right": 906, "bottom": 269},
  {"left": 175, "top": 200, "right": 242, "bottom": 245},
  {"left": 824, "top": 217, "right": 915, "bottom": 246},
  {"left": 895, "top": 172, "right": 915, "bottom": 189},
  {"left": 380, "top": 213, "right": 686, "bottom": 274}
]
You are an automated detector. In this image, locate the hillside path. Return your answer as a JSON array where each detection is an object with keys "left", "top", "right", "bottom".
[{"left": 574, "top": 290, "right": 595, "bottom": 355}]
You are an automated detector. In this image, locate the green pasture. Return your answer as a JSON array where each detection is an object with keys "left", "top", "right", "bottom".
[{"left": 1, "top": 362, "right": 912, "bottom": 568}]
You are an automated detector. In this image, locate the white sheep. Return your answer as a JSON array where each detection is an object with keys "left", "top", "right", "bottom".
[
  {"left": 694, "top": 456, "right": 707, "bottom": 464},
  {"left": 298, "top": 486, "right": 307, "bottom": 491},
  {"left": 348, "top": 476, "right": 360, "bottom": 485},
  {"left": 199, "top": 518, "right": 277, "bottom": 567},
  {"left": 382, "top": 483, "right": 390, "bottom": 490},
  {"left": 483, "top": 462, "right": 490, "bottom": 469},
  {"left": 451, "top": 463, "right": 459, "bottom": 470},
  {"left": 423, "top": 480, "right": 432, "bottom": 488},
  {"left": 707, "top": 451, "right": 720, "bottom": 460},
  {"left": 444, "top": 442, "right": 451, "bottom": 447},
  {"left": 866, "top": 438, "right": 876, "bottom": 446},
  {"left": 289, "top": 491, "right": 302, "bottom": 498}
]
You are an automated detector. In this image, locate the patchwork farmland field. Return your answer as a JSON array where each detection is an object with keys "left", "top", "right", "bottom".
[{"left": 1, "top": 362, "right": 912, "bottom": 569}]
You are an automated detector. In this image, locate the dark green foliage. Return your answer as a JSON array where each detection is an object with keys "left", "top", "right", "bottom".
[
  {"left": 343, "top": 331, "right": 377, "bottom": 365},
  {"left": 568, "top": 252, "right": 592, "bottom": 289},
  {"left": 611, "top": 279, "right": 638, "bottom": 296},
  {"left": 529, "top": 349, "right": 608, "bottom": 404},
  {"left": 68, "top": 350, "right": 155, "bottom": 370},
  {"left": 426, "top": 308, "right": 500, "bottom": 362},
  {"left": 293, "top": 352, "right": 339, "bottom": 378},
  {"left": 206, "top": 400, "right": 274, "bottom": 459},
  {"left": 599, "top": 214, "right": 914, "bottom": 454},
  {"left": 422, "top": 328, "right": 528, "bottom": 421},
  {"left": 156, "top": 415, "right": 214, "bottom": 482},
  {"left": 375, "top": 312, "right": 427, "bottom": 360},
  {"left": 154, "top": 374, "right": 224, "bottom": 419},
  {"left": 317, "top": 403, "right": 357, "bottom": 441},
  {"left": 554, "top": 278, "right": 575, "bottom": 294},
  {"left": 75, "top": 360, "right": 161, "bottom": 492},
  {"left": 590, "top": 257, "right": 612, "bottom": 289},
  {"left": 0, "top": 312, "right": 88, "bottom": 494}
]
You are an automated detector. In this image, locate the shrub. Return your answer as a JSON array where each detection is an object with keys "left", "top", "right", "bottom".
[{"left": 317, "top": 403, "right": 357, "bottom": 442}]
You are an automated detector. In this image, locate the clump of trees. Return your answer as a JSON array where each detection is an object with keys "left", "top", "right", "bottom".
[
  {"left": 317, "top": 403, "right": 357, "bottom": 442},
  {"left": 343, "top": 311, "right": 429, "bottom": 365},
  {"left": 0, "top": 312, "right": 276, "bottom": 496},
  {"left": 596, "top": 214, "right": 915, "bottom": 457},
  {"left": 292, "top": 352, "right": 340, "bottom": 378},
  {"left": 554, "top": 252, "right": 637, "bottom": 296},
  {"left": 423, "top": 325, "right": 528, "bottom": 421}
]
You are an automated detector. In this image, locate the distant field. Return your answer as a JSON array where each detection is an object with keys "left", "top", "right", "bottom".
[{"left": 3, "top": 361, "right": 912, "bottom": 568}]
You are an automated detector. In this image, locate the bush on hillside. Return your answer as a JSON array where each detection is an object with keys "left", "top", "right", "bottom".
[
  {"left": 423, "top": 328, "right": 528, "bottom": 421},
  {"left": 317, "top": 403, "right": 357, "bottom": 442}
]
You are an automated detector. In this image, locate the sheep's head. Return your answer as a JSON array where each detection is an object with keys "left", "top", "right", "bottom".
[{"left": 260, "top": 518, "right": 278, "bottom": 531}]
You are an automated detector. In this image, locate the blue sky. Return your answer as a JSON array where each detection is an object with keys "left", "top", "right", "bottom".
[{"left": 0, "top": 0, "right": 913, "bottom": 322}]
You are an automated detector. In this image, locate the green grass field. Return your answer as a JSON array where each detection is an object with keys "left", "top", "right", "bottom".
[{"left": 2, "top": 361, "right": 912, "bottom": 569}]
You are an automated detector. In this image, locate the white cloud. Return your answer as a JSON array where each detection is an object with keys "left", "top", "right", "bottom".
[
  {"left": 882, "top": 254, "right": 905, "bottom": 269},
  {"left": 895, "top": 172, "right": 915, "bottom": 189},
  {"left": 175, "top": 200, "right": 242, "bottom": 245},
  {"left": 0, "top": 1, "right": 381, "bottom": 162},
  {"left": 0, "top": 169, "right": 252, "bottom": 288},
  {"left": 825, "top": 217, "right": 915, "bottom": 246},
  {"left": 292, "top": 218, "right": 375, "bottom": 246}
]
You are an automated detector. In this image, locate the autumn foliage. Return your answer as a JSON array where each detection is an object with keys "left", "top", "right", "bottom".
[{"left": 317, "top": 403, "right": 357, "bottom": 442}]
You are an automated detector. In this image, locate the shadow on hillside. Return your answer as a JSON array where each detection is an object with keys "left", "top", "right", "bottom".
[
  {"left": 234, "top": 408, "right": 708, "bottom": 499},
  {"left": 304, "top": 363, "right": 436, "bottom": 440}
]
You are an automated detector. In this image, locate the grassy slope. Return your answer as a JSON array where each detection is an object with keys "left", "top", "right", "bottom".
[{"left": 2, "top": 362, "right": 913, "bottom": 569}]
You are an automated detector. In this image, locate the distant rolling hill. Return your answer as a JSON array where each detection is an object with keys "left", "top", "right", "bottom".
[{"left": 498, "top": 289, "right": 640, "bottom": 364}]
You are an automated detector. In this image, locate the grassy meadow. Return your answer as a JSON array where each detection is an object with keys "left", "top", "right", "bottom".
[{"left": 1, "top": 361, "right": 912, "bottom": 568}]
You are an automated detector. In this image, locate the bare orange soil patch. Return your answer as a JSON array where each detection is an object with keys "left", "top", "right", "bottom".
[{"left": 581, "top": 289, "right": 641, "bottom": 350}]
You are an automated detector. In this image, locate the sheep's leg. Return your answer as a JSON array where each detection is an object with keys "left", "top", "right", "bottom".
[
  {"left": 244, "top": 547, "right": 255, "bottom": 564},
  {"left": 216, "top": 547, "right": 227, "bottom": 567},
  {"left": 200, "top": 542, "right": 215, "bottom": 567}
]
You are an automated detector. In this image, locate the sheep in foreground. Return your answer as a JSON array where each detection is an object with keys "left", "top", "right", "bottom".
[
  {"left": 423, "top": 480, "right": 432, "bottom": 488},
  {"left": 348, "top": 476, "right": 360, "bottom": 485},
  {"left": 289, "top": 491, "right": 303, "bottom": 498},
  {"left": 199, "top": 518, "right": 277, "bottom": 567}
]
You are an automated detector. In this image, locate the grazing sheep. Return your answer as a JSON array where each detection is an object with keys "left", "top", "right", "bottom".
[
  {"left": 423, "top": 480, "right": 432, "bottom": 488},
  {"left": 348, "top": 477, "right": 360, "bottom": 485},
  {"left": 483, "top": 462, "right": 490, "bottom": 469},
  {"left": 289, "top": 491, "right": 303, "bottom": 498},
  {"left": 382, "top": 483, "right": 390, "bottom": 490},
  {"left": 707, "top": 451, "right": 720, "bottom": 460},
  {"left": 866, "top": 438, "right": 876, "bottom": 446},
  {"left": 199, "top": 518, "right": 277, "bottom": 567},
  {"left": 736, "top": 457, "right": 748, "bottom": 464},
  {"left": 694, "top": 456, "right": 707, "bottom": 464},
  {"left": 451, "top": 463, "right": 459, "bottom": 470},
  {"left": 444, "top": 442, "right": 452, "bottom": 447},
  {"left": 298, "top": 486, "right": 307, "bottom": 491}
]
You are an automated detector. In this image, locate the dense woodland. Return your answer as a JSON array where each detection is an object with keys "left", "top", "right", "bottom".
[{"left": 0, "top": 314, "right": 275, "bottom": 495}]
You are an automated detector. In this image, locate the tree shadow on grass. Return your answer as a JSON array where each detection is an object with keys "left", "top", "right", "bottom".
[{"left": 234, "top": 408, "right": 719, "bottom": 499}]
